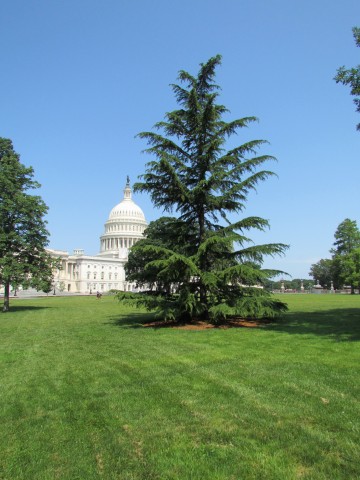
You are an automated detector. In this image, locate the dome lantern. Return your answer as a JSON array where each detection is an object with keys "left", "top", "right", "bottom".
[{"left": 123, "top": 175, "right": 132, "bottom": 201}]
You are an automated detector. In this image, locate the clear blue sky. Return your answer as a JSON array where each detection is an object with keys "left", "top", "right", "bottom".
[{"left": 1, "top": 0, "right": 359, "bottom": 279}]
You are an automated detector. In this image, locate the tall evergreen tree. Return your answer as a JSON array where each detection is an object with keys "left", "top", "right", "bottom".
[
  {"left": 334, "top": 27, "right": 360, "bottom": 131},
  {"left": 331, "top": 218, "right": 360, "bottom": 256},
  {"left": 0, "top": 138, "right": 55, "bottom": 312},
  {"left": 121, "top": 56, "right": 288, "bottom": 322}
]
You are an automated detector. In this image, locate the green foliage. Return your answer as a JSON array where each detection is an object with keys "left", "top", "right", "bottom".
[
  {"left": 310, "top": 218, "right": 360, "bottom": 292},
  {"left": 330, "top": 219, "right": 360, "bottom": 292},
  {"left": 334, "top": 27, "right": 360, "bottom": 130},
  {"left": 342, "top": 248, "right": 360, "bottom": 283},
  {"left": 331, "top": 218, "right": 360, "bottom": 256},
  {"left": 333, "top": 248, "right": 360, "bottom": 293},
  {"left": 309, "top": 259, "right": 336, "bottom": 288},
  {"left": 0, "top": 138, "right": 55, "bottom": 311},
  {"left": 121, "top": 56, "right": 288, "bottom": 322},
  {"left": 125, "top": 217, "right": 199, "bottom": 291}
]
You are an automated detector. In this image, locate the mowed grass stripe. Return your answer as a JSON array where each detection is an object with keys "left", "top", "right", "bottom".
[{"left": 0, "top": 294, "right": 359, "bottom": 479}]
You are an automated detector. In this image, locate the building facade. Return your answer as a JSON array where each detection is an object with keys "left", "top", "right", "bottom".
[{"left": 48, "top": 179, "right": 147, "bottom": 294}]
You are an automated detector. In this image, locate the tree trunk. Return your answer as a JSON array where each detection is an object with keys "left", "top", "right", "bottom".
[
  {"left": 3, "top": 281, "right": 10, "bottom": 312},
  {"left": 198, "top": 206, "right": 209, "bottom": 318}
]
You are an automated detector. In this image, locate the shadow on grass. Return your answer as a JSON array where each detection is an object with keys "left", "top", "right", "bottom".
[
  {"left": 0, "top": 304, "right": 51, "bottom": 314},
  {"left": 105, "top": 312, "right": 157, "bottom": 329},
  {"left": 107, "top": 307, "right": 360, "bottom": 340},
  {"left": 268, "top": 307, "right": 360, "bottom": 341}
]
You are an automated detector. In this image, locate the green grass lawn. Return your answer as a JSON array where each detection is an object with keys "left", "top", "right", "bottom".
[{"left": 0, "top": 294, "right": 359, "bottom": 479}]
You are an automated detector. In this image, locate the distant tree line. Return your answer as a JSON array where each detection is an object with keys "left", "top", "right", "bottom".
[{"left": 266, "top": 279, "right": 314, "bottom": 291}]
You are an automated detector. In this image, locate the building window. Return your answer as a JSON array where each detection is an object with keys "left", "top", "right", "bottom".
[
  {"left": 109, "top": 273, "right": 112, "bottom": 280},
  {"left": 101, "top": 272, "right": 104, "bottom": 279},
  {"left": 87, "top": 272, "right": 90, "bottom": 279},
  {"left": 114, "top": 273, "right": 117, "bottom": 280},
  {"left": 94, "top": 273, "right": 97, "bottom": 280}
]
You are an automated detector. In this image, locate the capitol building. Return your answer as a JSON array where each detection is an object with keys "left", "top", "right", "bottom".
[{"left": 48, "top": 179, "right": 147, "bottom": 294}]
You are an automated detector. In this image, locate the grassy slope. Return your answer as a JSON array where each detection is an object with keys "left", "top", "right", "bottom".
[{"left": 0, "top": 294, "right": 359, "bottom": 479}]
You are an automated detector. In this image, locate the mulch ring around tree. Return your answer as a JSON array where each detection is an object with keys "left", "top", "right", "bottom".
[{"left": 143, "top": 317, "right": 273, "bottom": 330}]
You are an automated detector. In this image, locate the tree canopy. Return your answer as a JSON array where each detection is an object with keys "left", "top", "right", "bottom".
[
  {"left": 331, "top": 218, "right": 360, "bottom": 256},
  {"left": 309, "top": 259, "right": 335, "bottom": 289},
  {"left": 120, "top": 55, "right": 288, "bottom": 323},
  {"left": 0, "top": 138, "right": 55, "bottom": 312},
  {"left": 310, "top": 218, "right": 360, "bottom": 293},
  {"left": 334, "top": 27, "right": 360, "bottom": 131}
]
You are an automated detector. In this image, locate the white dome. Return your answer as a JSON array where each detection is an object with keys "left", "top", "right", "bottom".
[
  {"left": 98, "top": 179, "right": 147, "bottom": 258},
  {"left": 109, "top": 198, "right": 146, "bottom": 221},
  {"left": 108, "top": 181, "right": 145, "bottom": 221}
]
